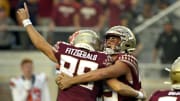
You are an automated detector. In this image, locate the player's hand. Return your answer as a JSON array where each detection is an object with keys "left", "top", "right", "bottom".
[
  {"left": 55, "top": 74, "right": 63, "bottom": 89},
  {"left": 56, "top": 73, "right": 73, "bottom": 90},
  {"left": 140, "top": 89, "right": 147, "bottom": 101},
  {"left": 17, "top": 3, "right": 30, "bottom": 23}
]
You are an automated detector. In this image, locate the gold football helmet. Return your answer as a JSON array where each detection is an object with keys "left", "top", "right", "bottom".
[
  {"left": 69, "top": 30, "right": 101, "bottom": 51},
  {"left": 170, "top": 57, "right": 180, "bottom": 89},
  {"left": 104, "top": 26, "right": 136, "bottom": 54}
]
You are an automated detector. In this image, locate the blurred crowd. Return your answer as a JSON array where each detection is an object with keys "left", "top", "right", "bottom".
[
  {"left": 0, "top": 0, "right": 180, "bottom": 66},
  {"left": 0, "top": 0, "right": 177, "bottom": 49}
]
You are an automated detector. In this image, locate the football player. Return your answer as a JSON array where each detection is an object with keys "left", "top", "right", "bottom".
[
  {"left": 149, "top": 57, "right": 180, "bottom": 101},
  {"left": 57, "top": 26, "right": 146, "bottom": 101},
  {"left": 17, "top": 3, "right": 145, "bottom": 101},
  {"left": 17, "top": 3, "right": 132, "bottom": 101}
]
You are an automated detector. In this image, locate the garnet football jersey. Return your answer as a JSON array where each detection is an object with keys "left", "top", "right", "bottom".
[
  {"left": 149, "top": 90, "right": 180, "bottom": 101},
  {"left": 53, "top": 42, "right": 110, "bottom": 101},
  {"left": 103, "top": 53, "right": 141, "bottom": 101}
]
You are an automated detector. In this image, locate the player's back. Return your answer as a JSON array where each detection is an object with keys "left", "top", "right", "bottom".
[
  {"left": 54, "top": 42, "right": 109, "bottom": 101},
  {"left": 149, "top": 90, "right": 180, "bottom": 101},
  {"left": 103, "top": 53, "right": 141, "bottom": 101}
]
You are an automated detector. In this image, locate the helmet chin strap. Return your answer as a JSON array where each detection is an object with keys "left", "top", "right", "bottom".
[
  {"left": 104, "top": 47, "right": 121, "bottom": 54},
  {"left": 104, "top": 48, "right": 115, "bottom": 54},
  {"left": 104, "top": 41, "right": 121, "bottom": 54}
]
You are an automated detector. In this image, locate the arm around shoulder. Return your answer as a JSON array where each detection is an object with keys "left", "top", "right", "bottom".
[{"left": 69, "top": 60, "right": 129, "bottom": 85}]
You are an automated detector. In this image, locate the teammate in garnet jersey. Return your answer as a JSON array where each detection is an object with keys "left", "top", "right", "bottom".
[
  {"left": 149, "top": 57, "right": 180, "bottom": 101},
  {"left": 54, "top": 31, "right": 112, "bottom": 101},
  {"left": 57, "top": 26, "right": 146, "bottom": 101},
  {"left": 16, "top": 3, "right": 145, "bottom": 101}
]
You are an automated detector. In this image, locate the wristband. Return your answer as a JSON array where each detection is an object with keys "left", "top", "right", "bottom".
[
  {"left": 136, "top": 91, "right": 144, "bottom": 99},
  {"left": 22, "top": 19, "right": 32, "bottom": 27}
]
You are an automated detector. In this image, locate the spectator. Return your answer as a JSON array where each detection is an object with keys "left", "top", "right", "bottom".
[
  {"left": 120, "top": 12, "right": 133, "bottom": 28},
  {"left": 9, "top": 58, "right": 51, "bottom": 101},
  {"left": 98, "top": 0, "right": 108, "bottom": 10},
  {"left": 0, "top": 0, "right": 10, "bottom": 16},
  {"left": 153, "top": 19, "right": 180, "bottom": 64},
  {"left": 107, "top": 0, "right": 132, "bottom": 27},
  {"left": 37, "top": 0, "right": 54, "bottom": 25},
  {"left": 136, "top": 6, "right": 151, "bottom": 24},
  {"left": 76, "top": 0, "right": 105, "bottom": 32},
  {"left": 158, "top": 0, "right": 169, "bottom": 12},
  {"left": 49, "top": 0, "right": 79, "bottom": 43},
  {"left": 0, "top": 0, "right": 15, "bottom": 49},
  {"left": 120, "top": 0, "right": 132, "bottom": 12},
  {"left": 9, "top": 0, "right": 19, "bottom": 23},
  {"left": 50, "top": 0, "right": 79, "bottom": 27},
  {"left": 97, "top": 0, "right": 109, "bottom": 34},
  {"left": 9, "top": 0, "right": 21, "bottom": 47},
  {"left": 137, "top": 0, "right": 175, "bottom": 25},
  {"left": 153, "top": 18, "right": 180, "bottom": 77}
]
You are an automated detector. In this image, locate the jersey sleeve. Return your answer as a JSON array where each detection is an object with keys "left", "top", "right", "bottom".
[
  {"left": 149, "top": 90, "right": 160, "bottom": 101},
  {"left": 118, "top": 54, "right": 138, "bottom": 70},
  {"left": 52, "top": 41, "right": 62, "bottom": 64}
]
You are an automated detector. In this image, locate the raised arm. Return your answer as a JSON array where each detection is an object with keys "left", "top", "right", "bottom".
[
  {"left": 106, "top": 78, "right": 146, "bottom": 99},
  {"left": 17, "top": 3, "right": 57, "bottom": 63}
]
